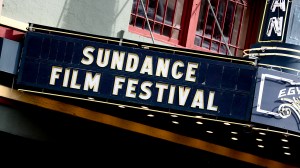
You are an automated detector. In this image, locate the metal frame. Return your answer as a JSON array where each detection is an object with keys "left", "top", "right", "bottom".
[
  {"left": 130, "top": 0, "right": 183, "bottom": 43},
  {"left": 193, "top": 0, "right": 247, "bottom": 55}
]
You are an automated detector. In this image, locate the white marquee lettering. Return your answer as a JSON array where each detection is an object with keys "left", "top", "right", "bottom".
[
  {"left": 111, "top": 50, "right": 125, "bottom": 70},
  {"left": 70, "top": 69, "right": 81, "bottom": 89},
  {"left": 168, "top": 85, "right": 176, "bottom": 104},
  {"left": 207, "top": 91, "right": 218, "bottom": 111},
  {"left": 156, "top": 83, "right": 168, "bottom": 102},
  {"left": 278, "top": 88, "right": 286, "bottom": 98},
  {"left": 113, "top": 76, "right": 125, "bottom": 95},
  {"left": 83, "top": 72, "right": 101, "bottom": 92},
  {"left": 178, "top": 86, "right": 191, "bottom": 106},
  {"left": 185, "top": 62, "right": 198, "bottom": 82},
  {"left": 126, "top": 78, "right": 139, "bottom": 98},
  {"left": 156, "top": 58, "right": 170, "bottom": 78},
  {"left": 62, "top": 68, "right": 71, "bottom": 87},
  {"left": 50, "top": 66, "right": 62, "bottom": 85},
  {"left": 96, "top": 48, "right": 110, "bottom": 68},
  {"left": 287, "top": 87, "right": 296, "bottom": 96},
  {"left": 271, "top": 0, "right": 285, "bottom": 12},
  {"left": 140, "top": 56, "right": 153, "bottom": 75},
  {"left": 266, "top": 17, "right": 283, "bottom": 37},
  {"left": 139, "top": 81, "right": 153, "bottom": 100},
  {"left": 81, "top": 46, "right": 95, "bottom": 65},
  {"left": 171, "top": 61, "right": 184, "bottom": 80},
  {"left": 125, "top": 53, "right": 139, "bottom": 72},
  {"left": 191, "top": 89, "right": 204, "bottom": 109}
]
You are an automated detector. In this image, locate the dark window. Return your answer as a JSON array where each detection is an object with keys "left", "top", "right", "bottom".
[
  {"left": 130, "top": 0, "right": 184, "bottom": 43},
  {"left": 194, "top": 0, "right": 248, "bottom": 55},
  {"left": 130, "top": 0, "right": 250, "bottom": 56}
]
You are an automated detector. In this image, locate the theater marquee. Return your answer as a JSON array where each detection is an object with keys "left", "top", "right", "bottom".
[
  {"left": 252, "top": 67, "right": 300, "bottom": 133},
  {"left": 259, "top": 0, "right": 290, "bottom": 42},
  {"left": 17, "top": 32, "right": 256, "bottom": 121}
]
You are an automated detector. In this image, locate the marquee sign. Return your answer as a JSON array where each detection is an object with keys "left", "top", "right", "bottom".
[
  {"left": 252, "top": 67, "right": 300, "bottom": 133},
  {"left": 17, "top": 32, "right": 256, "bottom": 121},
  {"left": 259, "top": 0, "right": 290, "bottom": 42}
]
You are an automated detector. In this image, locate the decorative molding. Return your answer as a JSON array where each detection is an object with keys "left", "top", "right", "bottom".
[{"left": 0, "top": 16, "right": 28, "bottom": 31}]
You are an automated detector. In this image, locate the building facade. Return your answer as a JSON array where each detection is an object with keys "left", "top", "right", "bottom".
[{"left": 0, "top": 0, "right": 300, "bottom": 167}]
